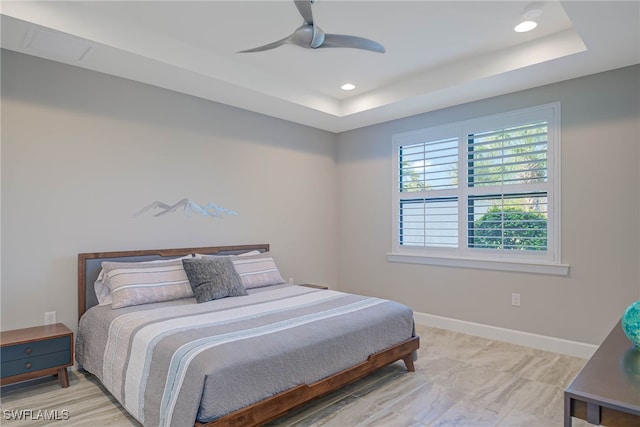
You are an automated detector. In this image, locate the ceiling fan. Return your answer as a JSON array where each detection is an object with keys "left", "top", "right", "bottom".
[{"left": 238, "top": 0, "right": 385, "bottom": 54}]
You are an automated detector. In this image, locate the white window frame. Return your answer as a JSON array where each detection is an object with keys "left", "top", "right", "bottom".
[{"left": 389, "top": 103, "right": 569, "bottom": 275}]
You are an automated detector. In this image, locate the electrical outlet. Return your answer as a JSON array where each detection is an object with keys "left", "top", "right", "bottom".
[
  {"left": 511, "top": 293, "right": 521, "bottom": 307},
  {"left": 288, "top": 277, "right": 295, "bottom": 285},
  {"left": 44, "top": 311, "right": 57, "bottom": 325}
]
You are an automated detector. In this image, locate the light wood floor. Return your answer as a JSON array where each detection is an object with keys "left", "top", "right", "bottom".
[{"left": 0, "top": 325, "right": 597, "bottom": 426}]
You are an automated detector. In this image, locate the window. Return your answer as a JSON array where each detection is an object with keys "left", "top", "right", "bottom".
[{"left": 390, "top": 103, "right": 566, "bottom": 274}]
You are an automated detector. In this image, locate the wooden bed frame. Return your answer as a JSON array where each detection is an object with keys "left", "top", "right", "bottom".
[{"left": 78, "top": 244, "right": 420, "bottom": 427}]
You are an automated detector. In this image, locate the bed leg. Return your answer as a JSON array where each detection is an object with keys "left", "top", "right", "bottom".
[{"left": 402, "top": 354, "right": 415, "bottom": 372}]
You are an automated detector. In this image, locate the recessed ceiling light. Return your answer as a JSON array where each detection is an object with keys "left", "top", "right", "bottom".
[
  {"left": 515, "top": 2, "right": 543, "bottom": 33},
  {"left": 514, "top": 20, "right": 538, "bottom": 33},
  {"left": 341, "top": 83, "right": 356, "bottom": 91}
]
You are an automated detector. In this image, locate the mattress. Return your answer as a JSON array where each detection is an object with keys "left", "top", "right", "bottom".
[{"left": 76, "top": 284, "right": 415, "bottom": 427}]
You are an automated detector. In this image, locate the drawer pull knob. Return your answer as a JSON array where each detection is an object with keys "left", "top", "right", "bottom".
[
  {"left": 24, "top": 348, "right": 32, "bottom": 355},
  {"left": 25, "top": 362, "right": 32, "bottom": 369}
]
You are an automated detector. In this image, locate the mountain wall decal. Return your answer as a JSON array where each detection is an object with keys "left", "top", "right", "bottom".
[{"left": 134, "top": 198, "right": 238, "bottom": 219}]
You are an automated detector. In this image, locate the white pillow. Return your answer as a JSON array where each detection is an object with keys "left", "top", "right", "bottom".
[
  {"left": 194, "top": 250, "right": 262, "bottom": 259},
  {"left": 94, "top": 255, "right": 192, "bottom": 306},
  {"left": 94, "top": 269, "right": 111, "bottom": 305},
  {"left": 230, "top": 252, "right": 286, "bottom": 289},
  {"left": 108, "top": 259, "right": 194, "bottom": 309}
]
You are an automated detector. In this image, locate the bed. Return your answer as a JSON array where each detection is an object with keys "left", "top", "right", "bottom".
[{"left": 76, "top": 244, "right": 419, "bottom": 427}]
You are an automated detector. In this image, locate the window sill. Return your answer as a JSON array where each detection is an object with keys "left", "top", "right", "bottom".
[{"left": 386, "top": 253, "right": 570, "bottom": 276}]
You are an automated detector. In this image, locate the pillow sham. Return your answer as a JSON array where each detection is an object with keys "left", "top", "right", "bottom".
[
  {"left": 94, "top": 270, "right": 111, "bottom": 306},
  {"left": 95, "top": 255, "right": 192, "bottom": 306},
  {"left": 194, "top": 250, "right": 262, "bottom": 259},
  {"left": 182, "top": 257, "right": 247, "bottom": 303},
  {"left": 230, "top": 252, "right": 286, "bottom": 289},
  {"left": 104, "top": 258, "right": 195, "bottom": 309}
]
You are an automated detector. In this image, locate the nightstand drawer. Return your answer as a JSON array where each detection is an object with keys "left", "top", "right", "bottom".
[
  {"left": 1, "top": 336, "right": 71, "bottom": 362},
  {"left": 0, "top": 324, "right": 73, "bottom": 388},
  {"left": 1, "top": 350, "right": 71, "bottom": 378}
]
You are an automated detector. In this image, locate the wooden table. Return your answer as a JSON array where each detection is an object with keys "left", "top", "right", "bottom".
[
  {"left": 0, "top": 323, "right": 73, "bottom": 388},
  {"left": 564, "top": 320, "right": 640, "bottom": 426},
  {"left": 298, "top": 284, "right": 329, "bottom": 290}
]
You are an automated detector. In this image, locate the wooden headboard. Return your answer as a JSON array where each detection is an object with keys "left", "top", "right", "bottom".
[{"left": 77, "top": 244, "right": 270, "bottom": 321}]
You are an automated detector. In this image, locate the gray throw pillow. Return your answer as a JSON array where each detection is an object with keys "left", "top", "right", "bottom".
[{"left": 182, "top": 257, "right": 248, "bottom": 303}]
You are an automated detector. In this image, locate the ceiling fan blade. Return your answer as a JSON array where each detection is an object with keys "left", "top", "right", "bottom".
[
  {"left": 237, "top": 36, "right": 291, "bottom": 53},
  {"left": 294, "top": 0, "right": 314, "bottom": 25},
  {"left": 320, "top": 34, "right": 385, "bottom": 53},
  {"left": 238, "top": 1, "right": 384, "bottom": 54}
]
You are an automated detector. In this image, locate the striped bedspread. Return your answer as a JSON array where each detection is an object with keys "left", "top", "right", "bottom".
[{"left": 76, "top": 284, "right": 415, "bottom": 426}]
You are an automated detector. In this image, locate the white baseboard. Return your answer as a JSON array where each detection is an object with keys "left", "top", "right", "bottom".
[{"left": 413, "top": 311, "right": 597, "bottom": 359}]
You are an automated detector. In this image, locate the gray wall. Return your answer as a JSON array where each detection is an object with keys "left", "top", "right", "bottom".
[
  {"left": 2, "top": 48, "right": 639, "bottom": 346},
  {"left": 337, "top": 65, "right": 640, "bottom": 345},
  {"left": 1, "top": 49, "right": 338, "bottom": 331}
]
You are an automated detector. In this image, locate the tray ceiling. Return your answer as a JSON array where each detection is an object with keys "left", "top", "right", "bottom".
[{"left": 1, "top": 1, "right": 639, "bottom": 132}]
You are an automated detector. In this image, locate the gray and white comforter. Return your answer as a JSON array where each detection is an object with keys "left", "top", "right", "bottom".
[{"left": 76, "top": 284, "right": 414, "bottom": 426}]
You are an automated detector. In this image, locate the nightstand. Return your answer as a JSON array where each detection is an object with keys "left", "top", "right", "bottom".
[
  {"left": 298, "top": 284, "right": 329, "bottom": 290},
  {"left": 0, "top": 323, "right": 73, "bottom": 388}
]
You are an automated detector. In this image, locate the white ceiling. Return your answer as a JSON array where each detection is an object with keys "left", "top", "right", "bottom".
[{"left": 1, "top": 1, "right": 639, "bottom": 133}]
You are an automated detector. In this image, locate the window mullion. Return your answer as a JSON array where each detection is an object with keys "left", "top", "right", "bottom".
[
  {"left": 459, "top": 126, "right": 468, "bottom": 257},
  {"left": 465, "top": 183, "right": 547, "bottom": 197}
]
